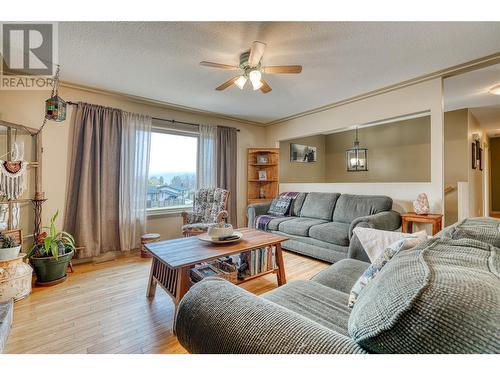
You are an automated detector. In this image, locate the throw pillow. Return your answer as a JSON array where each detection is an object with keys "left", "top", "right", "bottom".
[
  {"left": 348, "top": 234, "right": 428, "bottom": 308},
  {"left": 353, "top": 227, "right": 428, "bottom": 262}
]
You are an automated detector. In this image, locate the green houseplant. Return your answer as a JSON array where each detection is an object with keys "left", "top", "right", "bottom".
[
  {"left": 27, "top": 211, "right": 75, "bottom": 285},
  {"left": 0, "top": 234, "right": 22, "bottom": 261}
]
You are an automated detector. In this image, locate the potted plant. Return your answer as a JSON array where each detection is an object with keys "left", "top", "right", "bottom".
[
  {"left": 0, "top": 234, "right": 21, "bottom": 261},
  {"left": 27, "top": 211, "right": 75, "bottom": 285}
]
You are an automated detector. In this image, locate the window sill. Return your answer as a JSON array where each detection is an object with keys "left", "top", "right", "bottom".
[{"left": 147, "top": 207, "right": 192, "bottom": 218}]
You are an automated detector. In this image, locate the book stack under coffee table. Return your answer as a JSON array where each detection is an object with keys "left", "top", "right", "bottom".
[{"left": 145, "top": 228, "right": 288, "bottom": 329}]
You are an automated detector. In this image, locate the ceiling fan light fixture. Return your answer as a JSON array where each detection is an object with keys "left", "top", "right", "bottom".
[
  {"left": 234, "top": 76, "right": 247, "bottom": 89},
  {"left": 252, "top": 79, "right": 263, "bottom": 91},
  {"left": 249, "top": 70, "right": 262, "bottom": 84},
  {"left": 489, "top": 84, "right": 500, "bottom": 96}
]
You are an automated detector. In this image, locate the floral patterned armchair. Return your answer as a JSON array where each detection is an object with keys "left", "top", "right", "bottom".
[{"left": 181, "top": 187, "right": 230, "bottom": 236}]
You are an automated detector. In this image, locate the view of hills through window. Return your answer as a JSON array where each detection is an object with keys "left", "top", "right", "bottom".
[{"left": 147, "top": 131, "right": 198, "bottom": 210}]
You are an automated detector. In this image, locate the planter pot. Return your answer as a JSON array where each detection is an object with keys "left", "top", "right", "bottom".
[
  {"left": 0, "top": 246, "right": 21, "bottom": 261},
  {"left": 30, "top": 249, "right": 74, "bottom": 285}
]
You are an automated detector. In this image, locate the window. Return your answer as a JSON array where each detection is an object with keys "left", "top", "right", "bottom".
[{"left": 147, "top": 129, "right": 198, "bottom": 212}]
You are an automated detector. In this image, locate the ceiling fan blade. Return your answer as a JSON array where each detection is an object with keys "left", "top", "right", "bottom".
[
  {"left": 216, "top": 76, "right": 239, "bottom": 91},
  {"left": 200, "top": 61, "right": 239, "bottom": 70},
  {"left": 248, "top": 41, "right": 267, "bottom": 67},
  {"left": 260, "top": 79, "right": 272, "bottom": 94},
  {"left": 262, "top": 65, "right": 302, "bottom": 74}
]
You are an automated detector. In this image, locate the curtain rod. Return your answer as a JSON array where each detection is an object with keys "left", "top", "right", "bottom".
[{"left": 66, "top": 101, "right": 240, "bottom": 132}]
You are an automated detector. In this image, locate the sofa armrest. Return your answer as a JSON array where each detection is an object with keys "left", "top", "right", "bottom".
[
  {"left": 175, "top": 277, "right": 367, "bottom": 354},
  {"left": 349, "top": 210, "right": 401, "bottom": 239},
  {"left": 247, "top": 202, "right": 272, "bottom": 228}
]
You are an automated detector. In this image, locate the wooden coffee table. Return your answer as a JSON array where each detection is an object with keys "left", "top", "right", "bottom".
[{"left": 145, "top": 228, "right": 288, "bottom": 312}]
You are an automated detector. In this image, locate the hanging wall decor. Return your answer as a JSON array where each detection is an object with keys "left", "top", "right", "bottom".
[
  {"left": 0, "top": 160, "right": 27, "bottom": 200},
  {"left": 346, "top": 127, "right": 368, "bottom": 172}
]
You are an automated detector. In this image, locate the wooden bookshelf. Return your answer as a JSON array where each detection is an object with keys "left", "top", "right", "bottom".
[{"left": 247, "top": 148, "right": 279, "bottom": 208}]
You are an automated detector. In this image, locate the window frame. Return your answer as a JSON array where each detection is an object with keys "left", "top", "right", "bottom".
[{"left": 147, "top": 124, "right": 199, "bottom": 216}]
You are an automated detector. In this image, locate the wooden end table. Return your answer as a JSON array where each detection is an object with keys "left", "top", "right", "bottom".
[
  {"left": 145, "top": 228, "right": 288, "bottom": 329},
  {"left": 401, "top": 212, "right": 443, "bottom": 235}
]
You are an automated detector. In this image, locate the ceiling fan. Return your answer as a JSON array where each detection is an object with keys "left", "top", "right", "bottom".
[{"left": 200, "top": 41, "right": 302, "bottom": 94}]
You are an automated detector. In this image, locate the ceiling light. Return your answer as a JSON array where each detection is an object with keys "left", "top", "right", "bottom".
[
  {"left": 489, "top": 84, "right": 500, "bottom": 95},
  {"left": 251, "top": 80, "right": 263, "bottom": 91},
  {"left": 249, "top": 70, "right": 262, "bottom": 84},
  {"left": 234, "top": 76, "right": 247, "bottom": 89}
]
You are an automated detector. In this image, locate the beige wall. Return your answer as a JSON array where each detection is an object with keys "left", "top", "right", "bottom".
[
  {"left": 325, "top": 116, "right": 431, "bottom": 183},
  {"left": 266, "top": 78, "right": 444, "bottom": 214},
  {"left": 444, "top": 109, "right": 469, "bottom": 226},
  {"left": 0, "top": 86, "right": 266, "bottom": 241},
  {"left": 279, "top": 135, "right": 326, "bottom": 183}
]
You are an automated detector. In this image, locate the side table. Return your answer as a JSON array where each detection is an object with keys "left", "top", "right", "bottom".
[{"left": 401, "top": 212, "right": 443, "bottom": 236}]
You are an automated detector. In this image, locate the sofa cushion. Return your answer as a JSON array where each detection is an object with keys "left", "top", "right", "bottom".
[
  {"left": 348, "top": 237, "right": 500, "bottom": 353},
  {"left": 262, "top": 280, "right": 351, "bottom": 335},
  {"left": 309, "top": 222, "right": 350, "bottom": 246},
  {"left": 278, "top": 217, "right": 328, "bottom": 237},
  {"left": 300, "top": 192, "right": 340, "bottom": 220},
  {"left": 290, "top": 192, "right": 307, "bottom": 217},
  {"left": 267, "top": 216, "right": 295, "bottom": 231},
  {"left": 312, "top": 259, "right": 369, "bottom": 293},
  {"left": 332, "top": 194, "right": 392, "bottom": 223}
]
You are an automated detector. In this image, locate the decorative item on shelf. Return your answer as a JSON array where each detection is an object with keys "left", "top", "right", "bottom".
[
  {"left": 258, "top": 170, "right": 267, "bottom": 181},
  {"left": 31, "top": 192, "right": 47, "bottom": 240},
  {"left": 190, "top": 264, "right": 220, "bottom": 283},
  {"left": 346, "top": 127, "right": 368, "bottom": 172},
  {"left": 27, "top": 211, "right": 75, "bottom": 286},
  {"left": 256, "top": 154, "right": 269, "bottom": 164},
  {"left": 259, "top": 187, "right": 265, "bottom": 199},
  {"left": 45, "top": 65, "right": 66, "bottom": 122},
  {"left": 0, "top": 160, "right": 27, "bottom": 200},
  {"left": 140, "top": 233, "right": 160, "bottom": 258},
  {"left": 413, "top": 193, "right": 430, "bottom": 215},
  {"left": 211, "top": 258, "right": 238, "bottom": 283}
]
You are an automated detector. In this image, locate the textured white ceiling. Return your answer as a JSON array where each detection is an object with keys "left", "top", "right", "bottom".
[
  {"left": 58, "top": 22, "right": 500, "bottom": 124},
  {"left": 470, "top": 105, "right": 500, "bottom": 137}
]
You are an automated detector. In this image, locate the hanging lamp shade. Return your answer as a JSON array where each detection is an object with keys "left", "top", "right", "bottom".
[
  {"left": 346, "top": 127, "right": 368, "bottom": 172},
  {"left": 45, "top": 94, "right": 67, "bottom": 122}
]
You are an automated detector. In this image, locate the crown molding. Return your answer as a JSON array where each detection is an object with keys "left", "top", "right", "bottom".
[
  {"left": 264, "top": 52, "right": 500, "bottom": 126},
  {"left": 59, "top": 80, "right": 266, "bottom": 127}
]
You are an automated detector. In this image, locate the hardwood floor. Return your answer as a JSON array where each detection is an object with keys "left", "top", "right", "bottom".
[{"left": 5, "top": 250, "right": 328, "bottom": 354}]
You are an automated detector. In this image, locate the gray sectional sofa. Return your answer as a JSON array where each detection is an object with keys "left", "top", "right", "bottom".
[
  {"left": 248, "top": 192, "right": 401, "bottom": 263},
  {"left": 175, "top": 217, "right": 500, "bottom": 354}
]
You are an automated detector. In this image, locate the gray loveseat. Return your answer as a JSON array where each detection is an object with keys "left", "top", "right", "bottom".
[
  {"left": 175, "top": 217, "right": 500, "bottom": 354},
  {"left": 247, "top": 192, "right": 401, "bottom": 263}
]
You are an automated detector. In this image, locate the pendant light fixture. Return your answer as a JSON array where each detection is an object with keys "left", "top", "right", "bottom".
[{"left": 346, "top": 127, "right": 368, "bottom": 172}]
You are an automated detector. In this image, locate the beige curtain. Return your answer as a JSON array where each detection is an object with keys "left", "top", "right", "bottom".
[
  {"left": 64, "top": 103, "right": 122, "bottom": 257},
  {"left": 216, "top": 126, "right": 237, "bottom": 225}
]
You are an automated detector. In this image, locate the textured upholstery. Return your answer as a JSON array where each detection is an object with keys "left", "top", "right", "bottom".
[
  {"left": 290, "top": 192, "right": 308, "bottom": 217},
  {"left": 349, "top": 210, "right": 402, "bottom": 238},
  {"left": 300, "top": 192, "right": 341, "bottom": 220},
  {"left": 309, "top": 222, "right": 350, "bottom": 246},
  {"left": 347, "top": 232, "right": 371, "bottom": 263},
  {"left": 189, "top": 188, "right": 229, "bottom": 224},
  {"left": 273, "top": 232, "right": 349, "bottom": 263},
  {"left": 348, "top": 237, "right": 500, "bottom": 354},
  {"left": 312, "top": 259, "right": 369, "bottom": 293},
  {"left": 439, "top": 216, "right": 500, "bottom": 248},
  {"left": 247, "top": 202, "right": 271, "bottom": 228},
  {"left": 332, "top": 194, "right": 393, "bottom": 223},
  {"left": 175, "top": 277, "right": 367, "bottom": 354},
  {"left": 262, "top": 280, "right": 351, "bottom": 335},
  {"left": 181, "top": 223, "right": 213, "bottom": 231},
  {"left": 267, "top": 216, "right": 295, "bottom": 231},
  {"left": 278, "top": 217, "right": 328, "bottom": 236},
  {"left": 247, "top": 192, "right": 399, "bottom": 263},
  {"left": 0, "top": 299, "right": 13, "bottom": 353}
]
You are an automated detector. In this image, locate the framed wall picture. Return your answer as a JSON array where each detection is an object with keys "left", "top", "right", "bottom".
[
  {"left": 472, "top": 141, "right": 477, "bottom": 169},
  {"left": 256, "top": 154, "right": 269, "bottom": 164},
  {"left": 258, "top": 170, "right": 267, "bottom": 181},
  {"left": 290, "top": 143, "right": 317, "bottom": 163},
  {"left": 479, "top": 147, "right": 483, "bottom": 171}
]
